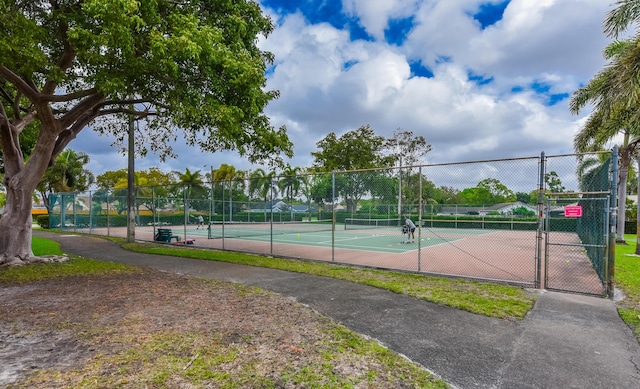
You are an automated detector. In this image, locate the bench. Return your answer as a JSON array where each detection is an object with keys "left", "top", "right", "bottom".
[{"left": 154, "top": 228, "right": 179, "bottom": 243}]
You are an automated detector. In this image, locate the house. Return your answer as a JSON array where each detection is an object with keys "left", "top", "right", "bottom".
[
  {"left": 291, "top": 205, "right": 312, "bottom": 213},
  {"left": 437, "top": 202, "right": 537, "bottom": 216},
  {"left": 249, "top": 200, "right": 288, "bottom": 213},
  {"left": 250, "top": 201, "right": 312, "bottom": 213}
]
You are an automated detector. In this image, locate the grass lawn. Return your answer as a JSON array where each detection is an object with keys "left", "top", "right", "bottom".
[
  {"left": 0, "top": 236, "right": 450, "bottom": 388},
  {"left": 614, "top": 235, "right": 640, "bottom": 340},
  {"left": 2, "top": 233, "right": 638, "bottom": 388},
  {"left": 122, "top": 241, "right": 537, "bottom": 320}
]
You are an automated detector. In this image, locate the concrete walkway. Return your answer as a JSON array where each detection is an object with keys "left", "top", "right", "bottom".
[{"left": 36, "top": 231, "right": 640, "bottom": 389}]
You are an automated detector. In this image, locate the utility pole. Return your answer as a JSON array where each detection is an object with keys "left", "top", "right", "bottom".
[{"left": 127, "top": 110, "right": 135, "bottom": 243}]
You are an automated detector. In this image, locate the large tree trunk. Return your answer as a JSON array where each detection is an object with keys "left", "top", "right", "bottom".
[
  {"left": 0, "top": 180, "right": 36, "bottom": 265},
  {"left": 0, "top": 118, "right": 69, "bottom": 266},
  {"left": 0, "top": 171, "right": 70, "bottom": 266}
]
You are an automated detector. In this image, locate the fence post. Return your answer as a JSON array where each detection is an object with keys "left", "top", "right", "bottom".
[
  {"left": 106, "top": 192, "right": 110, "bottom": 236},
  {"left": 418, "top": 166, "right": 422, "bottom": 271},
  {"left": 72, "top": 192, "right": 77, "bottom": 232},
  {"left": 536, "top": 151, "right": 546, "bottom": 289},
  {"left": 183, "top": 187, "right": 187, "bottom": 243},
  {"left": 151, "top": 186, "right": 156, "bottom": 238},
  {"left": 270, "top": 178, "right": 274, "bottom": 254},
  {"left": 332, "top": 172, "right": 335, "bottom": 262},
  {"left": 221, "top": 181, "right": 226, "bottom": 250},
  {"left": 608, "top": 146, "right": 618, "bottom": 298},
  {"left": 89, "top": 190, "right": 93, "bottom": 234}
]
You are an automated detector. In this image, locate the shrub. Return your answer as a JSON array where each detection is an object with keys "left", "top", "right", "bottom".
[{"left": 35, "top": 215, "right": 50, "bottom": 228}]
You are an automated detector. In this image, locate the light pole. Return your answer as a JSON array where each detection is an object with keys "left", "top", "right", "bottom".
[
  {"left": 204, "top": 165, "right": 214, "bottom": 224},
  {"left": 127, "top": 110, "right": 135, "bottom": 243}
]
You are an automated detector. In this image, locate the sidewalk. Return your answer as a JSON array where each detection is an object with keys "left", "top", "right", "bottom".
[{"left": 36, "top": 231, "right": 640, "bottom": 388}]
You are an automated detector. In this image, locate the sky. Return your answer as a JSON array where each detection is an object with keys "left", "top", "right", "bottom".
[{"left": 74, "top": 0, "right": 617, "bottom": 183}]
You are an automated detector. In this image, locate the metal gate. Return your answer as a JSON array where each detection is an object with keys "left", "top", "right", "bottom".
[
  {"left": 540, "top": 148, "right": 616, "bottom": 296},
  {"left": 543, "top": 196, "right": 610, "bottom": 296}
]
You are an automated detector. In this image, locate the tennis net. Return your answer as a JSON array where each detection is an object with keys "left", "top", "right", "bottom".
[
  {"left": 208, "top": 220, "right": 333, "bottom": 239},
  {"left": 344, "top": 217, "right": 402, "bottom": 230}
]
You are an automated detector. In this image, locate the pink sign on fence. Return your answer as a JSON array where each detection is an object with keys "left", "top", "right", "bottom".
[{"left": 564, "top": 205, "right": 582, "bottom": 217}]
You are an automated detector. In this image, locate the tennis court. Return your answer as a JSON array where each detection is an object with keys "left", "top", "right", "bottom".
[
  {"left": 175, "top": 219, "right": 496, "bottom": 251},
  {"left": 118, "top": 220, "right": 542, "bottom": 286},
  {"left": 72, "top": 217, "right": 604, "bottom": 292},
  {"left": 52, "top": 151, "right": 613, "bottom": 296}
]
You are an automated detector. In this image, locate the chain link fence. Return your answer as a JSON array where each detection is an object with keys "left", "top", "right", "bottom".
[{"left": 47, "top": 151, "right": 615, "bottom": 295}]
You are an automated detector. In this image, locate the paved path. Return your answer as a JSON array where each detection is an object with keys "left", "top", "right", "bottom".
[{"left": 36, "top": 231, "right": 640, "bottom": 389}]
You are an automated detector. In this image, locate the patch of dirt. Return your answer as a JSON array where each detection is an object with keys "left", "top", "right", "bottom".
[{"left": 0, "top": 269, "right": 440, "bottom": 388}]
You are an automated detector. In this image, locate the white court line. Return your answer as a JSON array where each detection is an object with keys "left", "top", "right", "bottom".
[{"left": 243, "top": 234, "right": 410, "bottom": 253}]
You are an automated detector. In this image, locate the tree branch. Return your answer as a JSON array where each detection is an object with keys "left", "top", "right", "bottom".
[
  {"left": 98, "top": 108, "right": 158, "bottom": 118},
  {"left": 51, "top": 114, "right": 96, "bottom": 161},
  {"left": 0, "top": 84, "right": 14, "bottom": 107},
  {"left": 39, "top": 88, "right": 98, "bottom": 103},
  {"left": 0, "top": 66, "right": 40, "bottom": 102},
  {"left": 42, "top": 2, "right": 76, "bottom": 95},
  {"left": 0, "top": 118, "right": 24, "bottom": 176},
  {"left": 59, "top": 92, "right": 105, "bottom": 129},
  {"left": 52, "top": 104, "right": 153, "bottom": 159}
]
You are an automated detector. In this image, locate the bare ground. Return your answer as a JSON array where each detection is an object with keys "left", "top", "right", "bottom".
[{"left": 0, "top": 269, "right": 444, "bottom": 388}]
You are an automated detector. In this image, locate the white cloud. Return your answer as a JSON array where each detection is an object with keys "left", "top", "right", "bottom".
[
  {"left": 343, "top": 0, "right": 418, "bottom": 39},
  {"left": 69, "top": 0, "right": 618, "bottom": 183}
]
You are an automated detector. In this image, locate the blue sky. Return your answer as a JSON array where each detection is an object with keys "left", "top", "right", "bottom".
[{"left": 77, "top": 0, "right": 614, "bottom": 180}]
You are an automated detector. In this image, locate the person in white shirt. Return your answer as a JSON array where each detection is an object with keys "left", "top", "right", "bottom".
[{"left": 404, "top": 215, "right": 416, "bottom": 243}]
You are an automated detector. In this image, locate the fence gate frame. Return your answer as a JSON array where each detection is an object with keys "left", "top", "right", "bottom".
[{"left": 538, "top": 147, "right": 618, "bottom": 297}]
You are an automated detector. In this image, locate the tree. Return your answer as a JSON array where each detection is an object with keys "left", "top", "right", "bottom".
[
  {"left": 306, "top": 173, "right": 333, "bottom": 210},
  {"left": 175, "top": 168, "right": 207, "bottom": 223},
  {"left": 96, "top": 170, "right": 129, "bottom": 191},
  {"left": 571, "top": 3, "right": 640, "bottom": 244},
  {"left": 311, "top": 125, "right": 394, "bottom": 212},
  {"left": 278, "top": 165, "right": 302, "bottom": 219},
  {"left": 570, "top": 61, "right": 638, "bottom": 243},
  {"left": 460, "top": 178, "right": 515, "bottom": 205},
  {"left": 311, "top": 125, "right": 394, "bottom": 171},
  {"left": 385, "top": 129, "right": 432, "bottom": 215},
  {"left": 112, "top": 172, "right": 150, "bottom": 224},
  {"left": 512, "top": 206, "right": 536, "bottom": 217},
  {"left": 516, "top": 192, "right": 533, "bottom": 204},
  {"left": 0, "top": 1, "right": 293, "bottom": 265},
  {"left": 435, "top": 186, "right": 462, "bottom": 205},
  {"left": 101, "top": 167, "right": 176, "bottom": 217},
  {"left": 36, "top": 149, "right": 94, "bottom": 211},
  {"left": 249, "top": 168, "right": 277, "bottom": 220},
  {"left": 544, "top": 171, "right": 566, "bottom": 193},
  {"left": 213, "top": 164, "right": 243, "bottom": 220},
  {"left": 385, "top": 129, "right": 432, "bottom": 168}
]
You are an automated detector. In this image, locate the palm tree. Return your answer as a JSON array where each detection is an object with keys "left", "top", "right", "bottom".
[
  {"left": 603, "top": 0, "right": 640, "bottom": 39},
  {"left": 213, "top": 164, "right": 237, "bottom": 221},
  {"left": 297, "top": 169, "right": 314, "bottom": 221},
  {"left": 569, "top": 39, "right": 640, "bottom": 243},
  {"left": 278, "top": 165, "right": 302, "bottom": 220},
  {"left": 249, "top": 168, "right": 277, "bottom": 221},
  {"left": 175, "top": 168, "right": 205, "bottom": 224},
  {"left": 576, "top": 151, "right": 612, "bottom": 191},
  {"left": 37, "top": 149, "right": 94, "bottom": 212},
  {"left": 572, "top": 0, "right": 640, "bottom": 248}
]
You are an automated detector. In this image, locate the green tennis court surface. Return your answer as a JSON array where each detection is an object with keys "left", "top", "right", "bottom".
[{"left": 154, "top": 223, "right": 494, "bottom": 254}]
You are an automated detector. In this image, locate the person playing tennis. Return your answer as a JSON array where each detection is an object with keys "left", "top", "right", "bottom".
[{"left": 404, "top": 215, "right": 416, "bottom": 243}]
